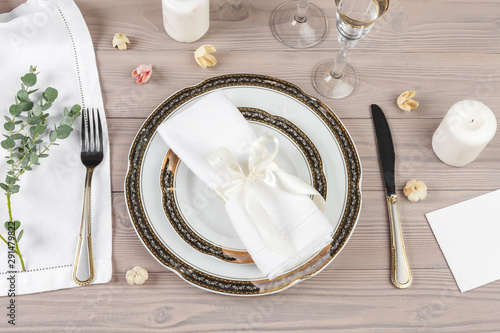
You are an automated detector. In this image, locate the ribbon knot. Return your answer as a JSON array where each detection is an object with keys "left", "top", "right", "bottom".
[{"left": 209, "top": 135, "right": 326, "bottom": 256}]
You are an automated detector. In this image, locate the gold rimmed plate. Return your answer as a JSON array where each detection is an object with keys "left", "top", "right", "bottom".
[
  {"left": 125, "top": 74, "right": 362, "bottom": 295},
  {"left": 160, "top": 107, "right": 327, "bottom": 264}
]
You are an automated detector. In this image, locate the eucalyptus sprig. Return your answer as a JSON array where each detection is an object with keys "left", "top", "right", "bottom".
[{"left": 1, "top": 66, "right": 81, "bottom": 271}]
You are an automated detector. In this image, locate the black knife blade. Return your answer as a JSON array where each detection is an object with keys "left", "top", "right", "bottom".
[
  {"left": 371, "top": 104, "right": 412, "bottom": 289},
  {"left": 371, "top": 104, "right": 396, "bottom": 196}
]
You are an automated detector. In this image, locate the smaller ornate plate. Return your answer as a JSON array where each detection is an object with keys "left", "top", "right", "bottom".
[{"left": 160, "top": 107, "right": 327, "bottom": 264}]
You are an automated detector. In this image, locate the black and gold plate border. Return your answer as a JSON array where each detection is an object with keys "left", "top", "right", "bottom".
[{"left": 125, "top": 74, "right": 362, "bottom": 295}]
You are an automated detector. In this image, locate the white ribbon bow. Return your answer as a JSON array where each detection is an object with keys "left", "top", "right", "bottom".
[{"left": 209, "top": 135, "right": 326, "bottom": 256}]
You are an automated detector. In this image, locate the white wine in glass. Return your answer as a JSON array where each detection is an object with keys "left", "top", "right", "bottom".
[{"left": 313, "top": 0, "right": 389, "bottom": 99}]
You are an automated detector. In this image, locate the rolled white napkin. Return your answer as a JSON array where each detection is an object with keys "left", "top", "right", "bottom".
[
  {"left": 158, "top": 91, "right": 334, "bottom": 279},
  {"left": 0, "top": 0, "right": 112, "bottom": 295}
]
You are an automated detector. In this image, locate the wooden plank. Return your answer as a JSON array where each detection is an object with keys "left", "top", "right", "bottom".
[
  {"left": 92, "top": 50, "right": 500, "bottom": 121},
  {"left": 71, "top": 0, "right": 500, "bottom": 54},
  {"left": 13, "top": 268, "right": 500, "bottom": 332}
]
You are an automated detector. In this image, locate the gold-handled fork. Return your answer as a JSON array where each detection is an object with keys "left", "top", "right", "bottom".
[{"left": 73, "top": 108, "right": 103, "bottom": 286}]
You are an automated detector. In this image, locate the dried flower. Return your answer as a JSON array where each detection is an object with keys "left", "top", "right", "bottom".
[
  {"left": 403, "top": 179, "right": 427, "bottom": 202},
  {"left": 397, "top": 90, "right": 419, "bottom": 112},
  {"left": 126, "top": 266, "right": 149, "bottom": 285},
  {"left": 112, "top": 33, "right": 130, "bottom": 50},
  {"left": 132, "top": 64, "right": 152, "bottom": 84},
  {"left": 194, "top": 44, "right": 217, "bottom": 68}
]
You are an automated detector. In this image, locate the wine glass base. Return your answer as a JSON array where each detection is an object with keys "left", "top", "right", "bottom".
[
  {"left": 312, "top": 60, "right": 357, "bottom": 99},
  {"left": 271, "top": 2, "right": 328, "bottom": 49}
]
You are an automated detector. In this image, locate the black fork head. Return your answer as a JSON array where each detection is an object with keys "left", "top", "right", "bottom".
[{"left": 80, "top": 108, "right": 104, "bottom": 166}]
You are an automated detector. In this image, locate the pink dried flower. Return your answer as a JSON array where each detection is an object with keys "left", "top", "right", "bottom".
[{"left": 132, "top": 64, "right": 152, "bottom": 84}]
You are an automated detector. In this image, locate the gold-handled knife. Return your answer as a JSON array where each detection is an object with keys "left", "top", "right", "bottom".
[{"left": 371, "top": 104, "right": 412, "bottom": 289}]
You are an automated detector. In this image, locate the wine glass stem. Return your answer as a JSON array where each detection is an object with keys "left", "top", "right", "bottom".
[
  {"left": 295, "top": 0, "right": 310, "bottom": 23},
  {"left": 331, "top": 39, "right": 352, "bottom": 79}
]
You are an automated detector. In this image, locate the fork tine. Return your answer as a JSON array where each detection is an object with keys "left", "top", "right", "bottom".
[
  {"left": 91, "top": 108, "right": 96, "bottom": 152},
  {"left": 81, "top": 108, "right": 88, "bottom": 152},
  {"left": 96, "top": 109, "right": 103, "bottom": 153}
]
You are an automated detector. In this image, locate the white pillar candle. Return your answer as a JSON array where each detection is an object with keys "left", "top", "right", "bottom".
[
  {"left": 162, "top": 0, "right": 210, "bottom": 43},
  {"left": 432, "top": 100, "right": 497, "bottom": 167}
]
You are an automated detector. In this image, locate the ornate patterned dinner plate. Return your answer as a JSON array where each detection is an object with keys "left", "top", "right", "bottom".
[
  {"left": 125, "top": 74, "right": 362, "bottom": 295},
  {"left": 160, "top": 107, "right": 327, "bottom": 264}
]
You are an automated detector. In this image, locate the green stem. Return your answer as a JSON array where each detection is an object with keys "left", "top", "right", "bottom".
[
  {"left": 5, "top": 194, "right": 26, "bottom": 271},
  {"left": 0, "top": 234, "right": 16, "bottom": 252}
]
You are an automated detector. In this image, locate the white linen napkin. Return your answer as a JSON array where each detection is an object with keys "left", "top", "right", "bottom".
[
  {"left": 0, "top": 0, "right": 112, "bottom": 295},
  {"left": 425, "top": 189, "right": 500, "bottom": 292},
  {"left": 158, "top": 91, "right": 334, "bottom": 279}
]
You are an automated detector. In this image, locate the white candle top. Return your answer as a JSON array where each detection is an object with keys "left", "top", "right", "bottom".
[
  {"left": 163, "top": 0, "right": 207, "bottom": 13},
  {"left": 445, "top": 100, "right": 497, "bottom": 145}
]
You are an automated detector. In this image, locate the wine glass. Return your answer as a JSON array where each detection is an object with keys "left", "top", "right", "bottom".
[
  {"left": 312, "top": 0, "right": 389, "bottom": 99},
  {"left": 271, "top": 0, "right": 328, "bottom": 48}
]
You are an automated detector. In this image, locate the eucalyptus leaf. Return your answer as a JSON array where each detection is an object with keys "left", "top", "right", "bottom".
[
  {"left": 4, "top": 221, "right": 20, "bottom": 232},
  {"left": 60, "top": 115, "right": 73, "bottom": 127},
  {"left": 10, "top": 133, "right": 24, "bottom": 140},
  {"left": 4, "top": 122, "right": 15, "bottom": 131},
  {"left": 19, "top": 101, "right": 33, "bottom": 111},
  {"left": 35, "top": 124, "right": 45, "bottom": 136},
  {"left": 9, "top": 104, "right": 22, "bottom": 117},
  {"left": 17, "top": 229, "right": 24, "bottom": 242},
  {"left": 43, "top": 87, "right": 58, "bottom": 102},
  {"left": 41, "top": 101, "right": 52, "bottom": 111},
  {"left": 71, "top": 104, "right": 82, "bottom": 114},
  {"left": 56, "top": 125, "right": 72, "bottom": 139},
  {"left": 49, "top": 130, "right": 57, "bottom": 142},
  {"left": 27, "top": 116, "right": 41, "bottom": 125},
  {"left": 21, "top": 73, "right": 37, "bottom": 87},
  {"left": 5, "top": 176, "right": 16, "bottom": 185},
  {"left": 30, "top": 152, "right": 39, "bottom": 165},
  {"left": 32, "top": 104, "right": 42, "bottom": 117},
  {"left": 1, "top": 139, "right": 15, "bottom": 149},
  {"left": 17, "top": 90, "right": 29, "bottom": 102}
]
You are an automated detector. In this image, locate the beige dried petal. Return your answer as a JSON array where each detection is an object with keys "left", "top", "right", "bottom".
[
  {"left": 125, "top": 266, "right": 149, "bottom": 285},
  {"left": 196, "top": 57, "right": 208, "bottom": 68},
  {"left": 403, "top": 179, "right": 427, "bottom": 202},
  {"left": 407, "top": 99, "right": 419, "bottom": 109},
  {"left": 397, "top": 90, "right": 419, "bottom": 112},
  {"left": 113, "top": 33, "right": 130, "bottom": 50},
  {"left": 203, "top": 54, "right": 217, "bottom": 67},
  {"left": 194, "top": 44, "right": 217, "bottom": 68}
]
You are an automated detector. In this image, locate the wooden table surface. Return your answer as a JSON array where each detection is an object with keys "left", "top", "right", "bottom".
[{"left": 2, "top": 0, "right": 500, "bottom": 331}]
